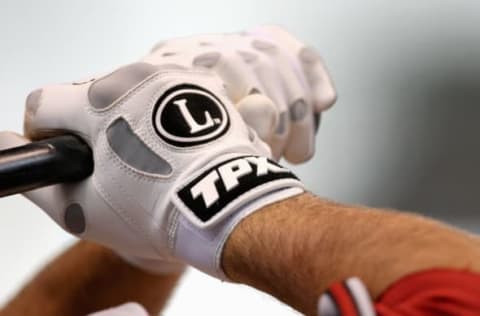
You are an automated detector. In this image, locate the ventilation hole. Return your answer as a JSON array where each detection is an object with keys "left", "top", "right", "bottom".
[
  {"left": 88, "top": 62, "right": 159, "bottom": 109},
  {"left": 276, "top": 112, "right": 288, "bottom": 134},
  {"left": 107, "top": 118, "right": 173, "bottom": 175},
  {"left": 314, "top": 112, "right": 321, "bottom": 132},
  {"left": 65, "top": 203, "right": 86, "bottom": 234},
  {"left": 238, "top": 50, "right": 258, "bottom": 63},
  {"left": 299, "top": 47, "right": 321, "bottom": 64},
  {"left": 249, "top": 87, "right": 261, "bottom": 95},
  {"left": 193, "top": 52, "right": 222, "bottom": 68},
  {"left": 290, "top": 99, "right": 308, "bottom": 121},
  {"left": 252, "top": 40, "right": 277, "bottom": 51}
]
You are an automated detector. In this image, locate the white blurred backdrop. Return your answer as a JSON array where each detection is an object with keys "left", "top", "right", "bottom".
[{"left": 0, "top": 1, "right": 479, "bottom": 314}]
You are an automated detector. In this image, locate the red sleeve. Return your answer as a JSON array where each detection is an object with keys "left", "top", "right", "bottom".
[{"left": 318, "top": 269, "right": 480, "bottom": 316}]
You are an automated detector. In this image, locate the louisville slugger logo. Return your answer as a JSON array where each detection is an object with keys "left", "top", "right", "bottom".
[
  {"left": 153, "top": 84, "right": 229, "bottom": 147},
  {"left": 172, "top": 98, "right": 222, "bottom": 134},
  {"left": 177, "top": 156, "right": 299, "bottom": 223}
]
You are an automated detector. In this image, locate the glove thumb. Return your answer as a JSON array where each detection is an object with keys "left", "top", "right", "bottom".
[{"left": 236, "top": 94, "right": 278, "bottom": 146}]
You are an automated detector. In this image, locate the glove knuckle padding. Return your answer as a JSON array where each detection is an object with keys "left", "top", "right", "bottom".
[
  {"left": 299, "top": 47, "right": 337, "bottom": 111},
  {"left": 251, "top": 26, "right": 337, "bottom": 108},
  {"left": 238, "top": 48, "right": 291, "bottom": 159},
  {"left": 247, "top": 28, "right": 318, "bottom": 163},
  {"left": 196, "top": 51, "right": 262, "bottom": 103},
  {"left": 141, "top": 27, "right": 337, "bottom": 163}
]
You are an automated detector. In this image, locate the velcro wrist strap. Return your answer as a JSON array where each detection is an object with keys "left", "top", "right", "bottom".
[
  {"left": 171, "top": 154, "right": 303, "bottom": 229},
  {"left": 170, "top": 154, "right": 304, "bottom": 279}
]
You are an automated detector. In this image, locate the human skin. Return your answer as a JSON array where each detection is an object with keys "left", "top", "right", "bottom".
[
  {"left": 222, "top": 193, "right": 480, "bottom": 315},
  {"left": 2, "top": 193, "right": 480, "bottom": 316},
  {"left": 0, "top": 241, "right": 183, "bottom": 316}
]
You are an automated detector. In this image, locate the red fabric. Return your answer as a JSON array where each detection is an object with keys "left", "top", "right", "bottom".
[
  {"left": 375, "top": 269, "right": 480, "bottom": 316},
  {"left": 329, "top": 282, "right": 360, "bottom": 316}
]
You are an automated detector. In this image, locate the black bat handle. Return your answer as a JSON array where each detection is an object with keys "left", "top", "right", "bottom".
[{"left": 0, "top": 135, "right": 94, "bottom": 197}]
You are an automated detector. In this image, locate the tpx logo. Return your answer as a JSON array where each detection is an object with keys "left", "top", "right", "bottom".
[
  {"left": 176, "top": 156, "right": 299, "bottom": 223},
  {"left": 153, "top": 84, "right": 229, "bottom": 147}
]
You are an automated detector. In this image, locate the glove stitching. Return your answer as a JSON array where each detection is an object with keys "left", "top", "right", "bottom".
[
  {"left": 101, "top": 142, "right": 177, "bottom": 256},
  {"left": 93, "top": 156, "right": 162, "bottom": 256},
  {"left": 167, "top": 208, "right": 181, "bottom": 252},
  {"left": 105, "top": 112, "right": 176, "bottom": 181},
  {"left": 103, "top": 139, "right": 170, "bottom": 183}
]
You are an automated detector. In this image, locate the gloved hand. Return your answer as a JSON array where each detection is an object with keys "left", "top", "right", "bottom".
[
  {"left": 2, "top": 63, "right": 304, "bottom": 278},
  {"left": 143, "top": 25, "right": 337, "bottom": 163}
]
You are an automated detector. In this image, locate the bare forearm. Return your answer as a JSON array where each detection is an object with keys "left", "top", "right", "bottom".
[
  {"left": 1, "top": 241, "right": 183, "bottom": 316},
  {"left": 222, "top": 193, "right": 480, "bottom": 315}
]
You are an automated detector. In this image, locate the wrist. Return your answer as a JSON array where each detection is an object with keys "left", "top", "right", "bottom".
[
  {"left": 221, "top": 193, "right": 320, "bottom": 314},
  {"left": 174, "top": 186, "right": 303, "bottom": 279},
  {"left": 168, "top": 154, "right": 304, "bottom": 279}
]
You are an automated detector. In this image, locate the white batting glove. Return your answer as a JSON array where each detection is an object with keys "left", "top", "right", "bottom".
[
  {"left": 1, "top": 64, "right": 304, "bottom": 278},
  {"left": 143, "top": 25, "right": 337, "bottom": 163}
]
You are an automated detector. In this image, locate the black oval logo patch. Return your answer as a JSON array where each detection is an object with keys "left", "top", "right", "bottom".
[{"left": 153, "top": 84, "right": 230, "bottom": 147}]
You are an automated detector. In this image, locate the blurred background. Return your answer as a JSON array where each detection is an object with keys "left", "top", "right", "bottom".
[{"left": 0, "top": 1, "right": 479, "bottom": 314}]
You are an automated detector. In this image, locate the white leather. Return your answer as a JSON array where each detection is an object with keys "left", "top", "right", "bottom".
[
  {"left": 174, "top": 186, "right": 303, "bottom": 278},
  {"left": 4, "top": 66, "right": 303, "bottom": 279},
  {"left": 317, "top": 277, "right": 376, "bottom": 316},
  {"left": 143, "top": 25, "right": 337, "bottom": 163}
]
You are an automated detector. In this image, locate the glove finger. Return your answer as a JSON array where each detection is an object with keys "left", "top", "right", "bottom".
[
  {"left": 243, "top": 51, "right": 290, "bottom": 160},
  {"left": 24, "top": 84, "right": 92, "bottom": 140},
  {"left": 236, "top": 93, "right": 278, "bottom": 146},
  {"left": 250, "top": 25, "right": 305, "bottom": 53},
  {"left": 251, "top": 25, "right": 337, "bottom": 112},
  {"left": 284, "top": 101, "right": 316, "bottom": 164},
  {"left": 192, "top": 50, "right": 286, "bottom": 160},
  {"left": 192, "top": 50, "right": 266, "bottom": 103},
  {"left": 279, "top": 72, "right": 315, "bottom": 164},
  {"left": 250, "top": 39, "right": 315, "bottom": 163},
  {"left": 299, "top": 47, "right": 337, "bottom": 112},
  {"left": 25, "top": 62, "right": 161, "bottom": 141},
  {"left": 145, "top": 33, "right": 223, "bottom": 65}
]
